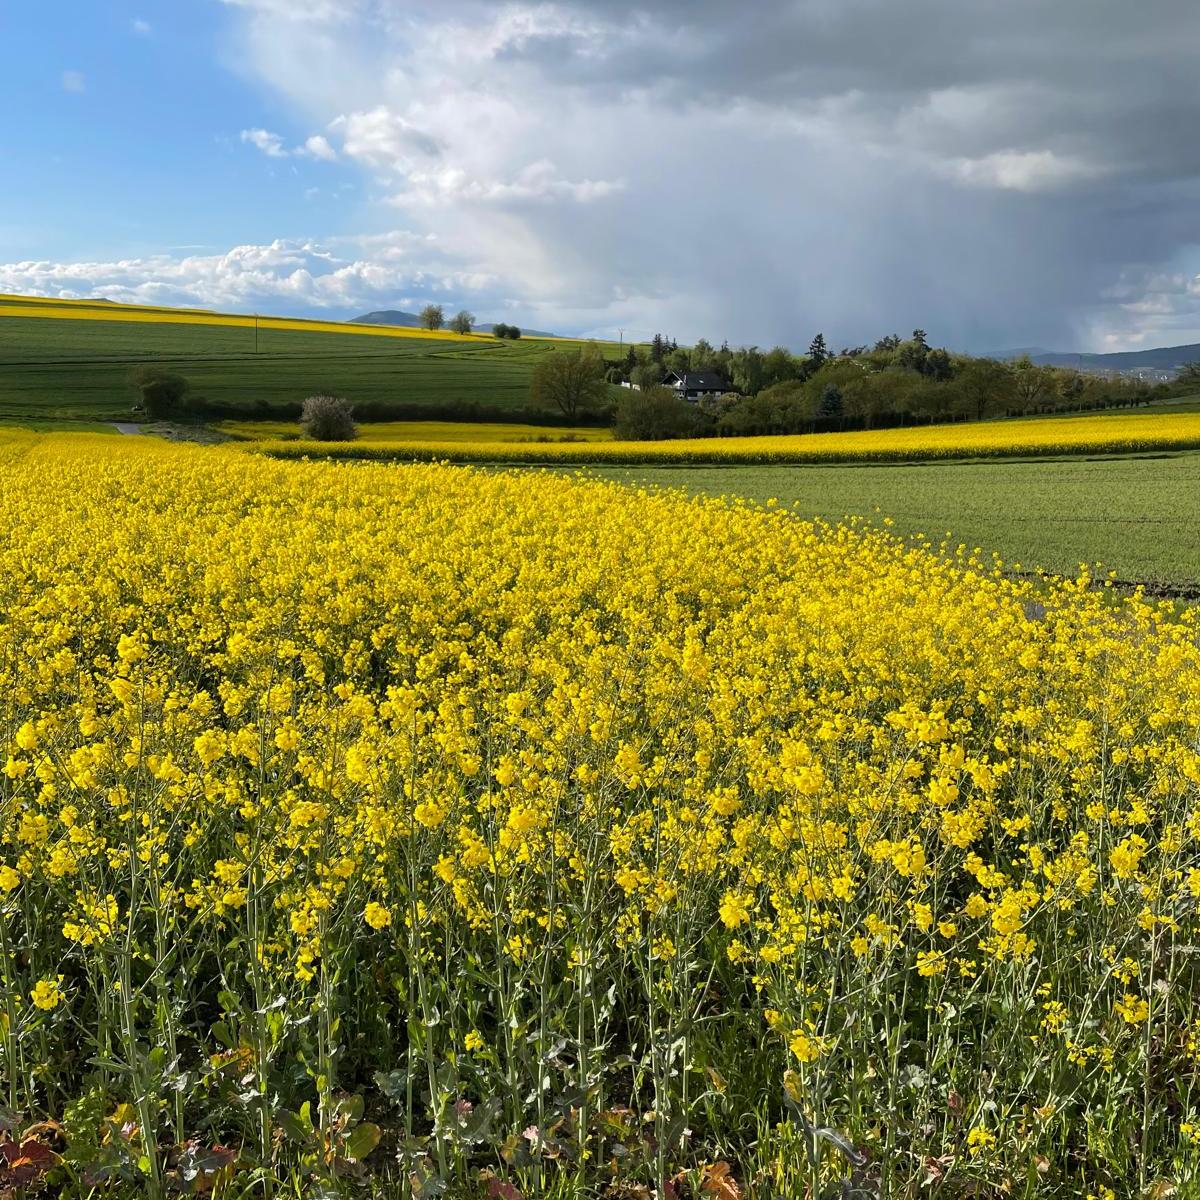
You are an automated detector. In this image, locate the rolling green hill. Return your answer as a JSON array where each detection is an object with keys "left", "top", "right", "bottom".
[{"left": 0, "top": 299, "right": 603, "bottom": 422}]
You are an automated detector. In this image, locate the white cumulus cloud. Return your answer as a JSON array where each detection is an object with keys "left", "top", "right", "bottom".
[
  {"left": 241, "top": 128, "right": 341, "bottom": 161},
  {"left": 240, "top": 128, "right": 288, "bottom": 158},
  {"left": 302, "top": 134, "right": 338, "bottom": 161},
  {"left": 0, "top": 237, "right": 507, "bottom": 321}
]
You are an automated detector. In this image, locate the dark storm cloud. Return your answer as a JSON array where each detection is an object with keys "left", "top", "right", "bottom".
[
  {"left": 492, "top": 0, "right": 1200, "bottom": 180},
  {"left": 448, "top": 0, "right": 1200, "bottom": 349}
]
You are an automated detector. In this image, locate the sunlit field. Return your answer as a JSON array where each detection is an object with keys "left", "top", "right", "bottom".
[
  {"left": 0, "top": 297, "right": 601, "bottom": 421},
  {"left": 251, "top": 409, "right": 1200, "bottom": 466},
  {"left": 1, "top": 429, "right": 1198, "bottom": 1197}
]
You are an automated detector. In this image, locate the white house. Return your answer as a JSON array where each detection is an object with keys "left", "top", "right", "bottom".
[{"left": 662, "top": 370, "right": 730, "bottom": 402}]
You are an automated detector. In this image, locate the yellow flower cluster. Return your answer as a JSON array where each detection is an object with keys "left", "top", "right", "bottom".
[
  {"left": 0, "top": 429, "right": 1198, "bottom": 1193},
  {"left": 250, "top": 409, "right": 1200, "bottom": 466}
]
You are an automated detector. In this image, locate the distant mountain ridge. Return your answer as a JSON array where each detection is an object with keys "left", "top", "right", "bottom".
[
  {"left": 352, "top": 310, "right": 557, "bottom": 338},
  {"left": 989, "top": 342, "right": 1200, "bottom": 371}
]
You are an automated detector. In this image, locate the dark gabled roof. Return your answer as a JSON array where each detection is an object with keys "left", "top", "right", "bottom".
[{"left": 665, "top": 370, "right": 729, "bottom": 391}]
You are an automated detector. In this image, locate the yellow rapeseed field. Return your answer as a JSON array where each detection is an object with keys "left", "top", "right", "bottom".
[
  {"left": 1, "top": 430, "right": 1198, "bottom": 1197},
  {"left": 253, "top": 409, "right": 1200, "bottom": 465},
  {"left": 0, "top": 295, "right": 481, "bottom": 343}
]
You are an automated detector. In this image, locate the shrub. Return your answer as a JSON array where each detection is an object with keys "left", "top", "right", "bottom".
[
  {"left": 613, "top": 385, "right": 708, "bottom": 440},
  {"left": 128, "top": 367, "right": 190, "bottom": 419},
  {"left": 301, "top": 394, "right": 358, "bottom": 442}
]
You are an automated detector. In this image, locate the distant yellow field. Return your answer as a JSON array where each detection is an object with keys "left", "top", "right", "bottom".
[
  {"left": 219, "top": 419, "right": 614, "bottom": 443},
  {"left": 0, "top": 296, "right": 482, "bottom": 343},
  {"left": 249, "top": 409, "right": 1200, "bottom": 465},
  {"left": 0, "top": 292, "right": 597, "bottom": 346},
  {"left": 0, "top": 292, "right": 220, "bottom": 318}
]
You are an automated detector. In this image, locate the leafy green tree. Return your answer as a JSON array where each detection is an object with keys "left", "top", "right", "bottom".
[
  {"left": 818, "top": 382, "right": 843, "bottom": 418},
  {"left": 665, "top": 346, "right": 692, "bottom": 374},
  {"left": 763, "top": 346, "right": 798, "bottom": 387},
  {"left": 841, "top": 370, "right": 911, "bottom": 427},
  {"left": 1010, "top": 356, "right": 1053, "bottom": 413},
  {"left": 449, "top": 310, "right": 475, "bottom": 335},
  {"left": 1057, "top": 370, "right": 1086, "bottom": 408},
  {"left": 613, "top": 385, "right": 706, "bottom": 440},
  {"left": 897, "top": 331, "right": 930, "bottom": 375},
  {"left": 420, "top": 303, "right": 445, "bottom": 331},
  {"left": 954, "top": 358, "right": 1015, "bottom": 419},
  {"left": 730, "top": 346, "right": 765, "bottom": 395},
  {"left": 719, "top": 381, "right": 813, "bottom": 435},
  {"left": 924, "top": 347, "right": 954, "bottom": 382},
  {"left": 531, "top": 346, "right": 610, "bottom": 421},
  {"left": 799, "top": 359, "right": 866, "bottom": 408},
  {"left": 690, "top": 338, "right": 716, "bottom": 371},
  {"left": 631, "top": 361, "right": 666, "bottom": 391}
]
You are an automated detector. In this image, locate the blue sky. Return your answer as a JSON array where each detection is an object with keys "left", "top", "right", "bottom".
[
  {"left": 2, "top": 2, "right": 351, "bottom": 260},
  {"left": 4, "top": 1, "right": 1200, "bottom": 351}
]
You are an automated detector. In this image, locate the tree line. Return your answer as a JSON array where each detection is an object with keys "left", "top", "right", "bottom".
[
  {"left": 125, "top": 325, "right": 1173, "bottom": 442},
  {"left": 520, "top": 329, "right": 1163, "bottom": 440}
]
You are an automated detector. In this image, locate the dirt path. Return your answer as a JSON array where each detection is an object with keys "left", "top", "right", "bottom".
[{"left": 112, "top": 423, "right": 143, "bottom": 435}]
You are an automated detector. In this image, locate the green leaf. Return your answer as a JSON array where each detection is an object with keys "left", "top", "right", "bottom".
[
  {"left": 277, "top": 1110, "right": 311, "bottom": 1143},
  {"left": 374, "top": 1069, "right": 409, "bottom": 1102},
  {"left": 86, "top": 1056, "right": 135, "bottom": 1076},
  {"left": 343, "top": 1121, "right": 381, "bottom": 1161}
]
